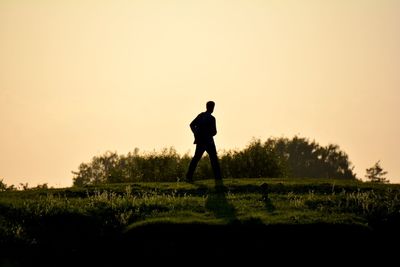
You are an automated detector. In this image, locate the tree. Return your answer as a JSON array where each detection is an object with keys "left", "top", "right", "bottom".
[
  {"left": 19, "top": 182, "right": 29, "bottom": 190},
  {"left": 0, "top": 179, "right": 7, "bottom": 191},
  {"left": 264, "top": 136, "right": 356, "bottom": 179},
  {"left": 365, "top": 161, "right": 389, "bottom": 183},
  {"left": 0, "top": 179, "right": 16, "bottom": 191},
  {"left": 71, "top": 136, "right": 356, "bottom": 186}
]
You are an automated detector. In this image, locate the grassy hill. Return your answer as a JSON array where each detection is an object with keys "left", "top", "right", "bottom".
[{"left": 1, "top": 178, "right": 399, "bottom": 265}]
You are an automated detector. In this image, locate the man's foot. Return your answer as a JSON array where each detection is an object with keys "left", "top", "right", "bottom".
[{"left": 185, "top": 177, "right": 194, "bottom": 183}]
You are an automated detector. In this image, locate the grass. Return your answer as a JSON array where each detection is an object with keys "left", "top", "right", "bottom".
[{"left": 0, "top": 178, "right": 399, "bottom": 265}]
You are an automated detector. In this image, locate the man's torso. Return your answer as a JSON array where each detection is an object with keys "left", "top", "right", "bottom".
[{"left": 192, "top": 112, "right": 216, "bottom": 144}]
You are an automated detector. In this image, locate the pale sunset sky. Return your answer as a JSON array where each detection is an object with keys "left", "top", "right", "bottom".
[{"left": 1, "top": 0, "right": 399, "bottom": 187}]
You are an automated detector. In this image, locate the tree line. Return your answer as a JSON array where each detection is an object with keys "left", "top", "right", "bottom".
[{"left": 72, "top": 136, "right": 358, "bottom": 186}]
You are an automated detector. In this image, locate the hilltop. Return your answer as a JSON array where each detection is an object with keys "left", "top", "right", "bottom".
[{"left": 1, "top": 178, "right": 399, "bottom": 265}]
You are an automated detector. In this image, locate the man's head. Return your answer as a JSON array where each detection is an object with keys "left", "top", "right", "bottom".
[{"left": 206, "top": 101, "right": 215, "bottom": 113}]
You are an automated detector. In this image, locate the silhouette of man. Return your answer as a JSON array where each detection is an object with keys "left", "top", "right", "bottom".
[{"left": 186, "top": 101, "right": 222, "bottom": 182}]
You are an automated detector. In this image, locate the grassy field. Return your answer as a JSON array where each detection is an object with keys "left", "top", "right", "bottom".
[{"left": 1, "top": 178, "right": 399, "bottom": 265}]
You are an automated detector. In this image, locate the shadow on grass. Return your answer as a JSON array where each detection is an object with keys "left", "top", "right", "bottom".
[
  {"left": 205, "top": 179, "right": 237, "bottom": 222},
  {"left": 264, "top": 198, "right": 276, "bottom": 213}
]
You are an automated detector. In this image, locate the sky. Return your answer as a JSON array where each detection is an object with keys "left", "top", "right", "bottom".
[{"left": 1, "top": 0, "right": 399, "bottom": 188}]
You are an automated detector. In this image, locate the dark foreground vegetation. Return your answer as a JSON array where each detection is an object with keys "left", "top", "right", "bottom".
[{"left": 1, "top": 178, "right": 399, "bottom": 265}]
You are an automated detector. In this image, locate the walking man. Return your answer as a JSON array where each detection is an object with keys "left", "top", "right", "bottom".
[{"left": 186, "top": 101, "right": 222, "bottom": 182}]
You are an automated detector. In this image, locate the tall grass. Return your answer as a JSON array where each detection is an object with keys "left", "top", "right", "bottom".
[
  {"left": 303, "top": 188, "right": 400, "bottom": 224},
  {"left": 0, "top": 185, "right": 206, "bottom": 245},
  {"left": 1, "top": 179, "right": 399, "bottom": 247}
]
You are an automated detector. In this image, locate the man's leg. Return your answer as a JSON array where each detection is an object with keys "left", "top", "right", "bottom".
[
  {"left": 186, "top": 144, "right": 206, "bottom": 181},
  {"left": 206, "top": 143, "right": 222, "bottom": 180}
]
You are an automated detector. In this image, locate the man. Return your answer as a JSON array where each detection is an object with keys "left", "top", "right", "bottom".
[{"left": 186, "top": 101, "right": 222, "bottom": 182}]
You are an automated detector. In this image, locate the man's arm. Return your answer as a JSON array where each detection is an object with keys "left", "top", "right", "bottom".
[
  {"left": 211, "top": 117, "right": 217, "bottom": 136},
  {"left": 190, "top": 114, "right": 201, "bottom": 134}
]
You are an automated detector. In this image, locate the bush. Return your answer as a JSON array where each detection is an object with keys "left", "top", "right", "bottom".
[{"left": 72, "top": 136, "right": 356, "bottom": 186}]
